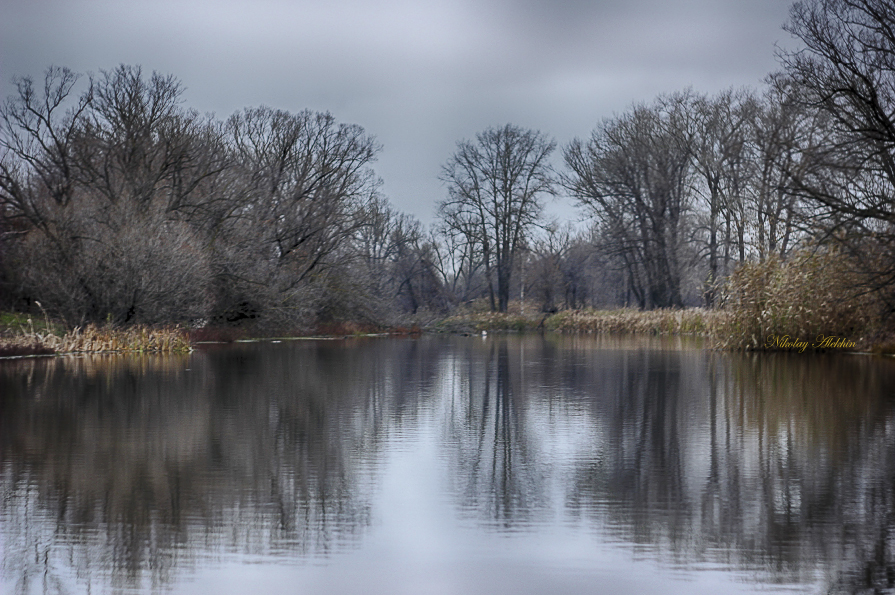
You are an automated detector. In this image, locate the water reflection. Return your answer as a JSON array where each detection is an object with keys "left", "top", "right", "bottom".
[
  {"left": 2, "top": 336, "right": 895, "bottom": 594},
  {"left": 441, "top": 339, "right": 546, "bottom": 527},
  {"left": 0, "top": 341, "right": 442, "bottom": 593}
]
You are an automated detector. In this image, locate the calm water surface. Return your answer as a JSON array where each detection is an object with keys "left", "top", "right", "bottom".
[{"left": 2, "top": 334, "right": 895, "bottom": 594}]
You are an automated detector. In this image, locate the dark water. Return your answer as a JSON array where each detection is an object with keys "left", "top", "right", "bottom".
[{"left": 2, "top": 335, "right": 895, "bottom": 594}]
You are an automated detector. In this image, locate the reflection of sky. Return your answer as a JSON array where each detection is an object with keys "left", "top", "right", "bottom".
[
  {"left": 3, "top": 336, "right": 894, "bottom": 594},
  {"left": 173, "top": 411, "right": 809, "bottom": 595}
]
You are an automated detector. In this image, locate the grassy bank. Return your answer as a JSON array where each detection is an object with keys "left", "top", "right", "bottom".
[
  {"left": 0, "top": 315, "right": 191, "bottom": 357},
  {"left": 432, "top": 307, "right": 717, "bottom": 336},
  {"left": 5, "top": 247, "right": 894, "bottom": 358}
]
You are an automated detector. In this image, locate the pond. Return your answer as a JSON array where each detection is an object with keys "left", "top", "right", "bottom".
[{"left": 2, "top": 334, "right": 895, "bottom": 594}]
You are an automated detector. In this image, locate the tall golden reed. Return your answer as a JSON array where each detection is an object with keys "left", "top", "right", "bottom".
[{"left": 712, "top": 250, "right": 880, "bottom": 351}]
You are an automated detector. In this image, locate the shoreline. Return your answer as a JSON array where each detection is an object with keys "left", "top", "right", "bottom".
[{"left": 3, "top": 307, "right": 893, "bottom": 358}]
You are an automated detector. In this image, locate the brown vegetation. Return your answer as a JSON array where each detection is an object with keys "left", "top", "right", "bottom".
[
  {"left": 712, "top": 249, "right": 884, "bottom": 351},
  {"left": 545, "top": 308, "right": 713, "bottom": 335},
  {"left": 0, "top": 324, "right": 191, "bottom": 356}
]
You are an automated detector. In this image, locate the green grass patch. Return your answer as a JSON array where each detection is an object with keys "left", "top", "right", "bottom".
[{"left": 0, "top": 310, "right": 65, "bottom": 337}]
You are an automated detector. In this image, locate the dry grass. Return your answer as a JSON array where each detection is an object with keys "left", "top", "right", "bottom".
[
  {"left": 712, "top": 250, "right": 883, "bottom": 351},
  {"left": 433, "top": 307, "right": 715, "bottom": 336},
  {"left": 544, "top": 308, "right": 715, "bottom": 335},
  {"left": 47, "top": 325, "right": 191, "bottom": 353},
  {"left": 0, "top": 318, "right": 192, "bottom": 357}
]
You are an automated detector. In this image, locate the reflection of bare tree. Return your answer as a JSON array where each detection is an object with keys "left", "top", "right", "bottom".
[
  {"left": 4, "top": 336, "right": 895, "bottom": 593},
  {"left": 562, "top": 346, "right": 895, "bottom": 589},
  {"left": 442, "top": 338, "right": 545, "bottom": 527},
  {"left": 562, "top": 342, "right": 707, "bottom": 557},
  {"left": 0, "top": 339, "right": 442, "bottom": 593}
]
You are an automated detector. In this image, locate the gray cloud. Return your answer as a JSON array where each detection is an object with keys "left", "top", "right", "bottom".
[{"left": 0, "top": 0, "right": 796, "bottom": 222}]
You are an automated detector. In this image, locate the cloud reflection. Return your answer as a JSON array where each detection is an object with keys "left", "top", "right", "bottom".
[{"left": 2, "top": 337, "right": 895, "bottom": 593}]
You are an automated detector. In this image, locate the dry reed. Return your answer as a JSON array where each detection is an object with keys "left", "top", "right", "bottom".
[
  {"left": 544, "top": 308, "right": 714, "bottom": 335},
  {"left": 712, "top": 250, "right": 881, "bottom": 351},
  {"left": 1, "top": 323, "right": 192, "bottom": 356}
]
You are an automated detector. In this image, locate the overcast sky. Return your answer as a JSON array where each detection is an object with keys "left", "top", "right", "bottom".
[{"left": 0, "top": 0, "right": 796, "bottom": 223}]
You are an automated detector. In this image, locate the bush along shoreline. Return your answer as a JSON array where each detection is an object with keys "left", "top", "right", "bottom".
[
  {"left": 3, "top": 248, "right": 894, "bottom": 357},
  {"left": 2, "top": 307, "right": 892, "bottom": 357},
  {"left": 0, "top": 321, "right": 191, "bottom": 357},
  {"left": 710, "top": 249, "right": 893, "bottom": 353}
]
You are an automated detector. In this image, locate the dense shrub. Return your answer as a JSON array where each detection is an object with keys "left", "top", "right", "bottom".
[
  {"left": 714, "top": 250, "right": 881, "bottom": 350},
  {"left": 11, "top": 205, "right": 212, "bottom": 326}
]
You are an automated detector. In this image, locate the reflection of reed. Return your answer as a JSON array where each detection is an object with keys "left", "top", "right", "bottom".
[
  {"left": 720, "top": 353, "right": 895, "bottom": 593},
  {"left": 0, "top": 339, "right": 441, "bottom": 593}
]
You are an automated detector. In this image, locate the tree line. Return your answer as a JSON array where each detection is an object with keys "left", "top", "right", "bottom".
[
  {"left": 440, "top": 0, "right": 895, "bottom": 316},
  {"left": 0, "top": 65, "right": 448, "bottom": 328},
  {"left": 2, "top": 0, "right": 895, "bottom": 328}
]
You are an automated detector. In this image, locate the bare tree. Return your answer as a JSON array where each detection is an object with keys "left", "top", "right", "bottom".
[
  {"left": 387, "top": 215, "right": 447, "bottom": 315},
  {"left": 0, "top": 66, "right": 216, "bottom": 324},
  {"left": 778, "top": 0, "right": 895, "bottom": 302},
  {"left": 438, "top": 124, "right": 555, "bottom": 312},
  {"left": 350, "top": 196, "right": 448, "bottom": 318},
  {"left": 227, "top": 107, "right": 379, "bottom": 284},
  {"left": 747, "top": 84, "right": 821, "bottom": 262},
  {"left": 430, "top": 211, "right": 488, "bottom": 305},
  {"left": 689, "top": 89, "right": 755, "bottom": 304},
  {"left": 564, "top": 96, "right": 695, "bottom": 309},
  {"left": 528, "top": 223, "right": 576, "bottom": 312},
  {"left": 76, "top": 65, "right": 226, "bottom": 212},
  {"left": 220, "top": 106, "right": 381, "bottom": 324},
  {"left": 0, "top": 67, "right": 92, "bottom": 237}
]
